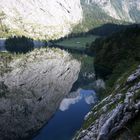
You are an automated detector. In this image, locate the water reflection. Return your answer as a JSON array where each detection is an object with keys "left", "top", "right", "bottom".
[
  {"left": 33, "top": 88, "right": 96, "bottom": 140},
  {"left": 59, "top": 89, "right": 96, "bottom": 111}
]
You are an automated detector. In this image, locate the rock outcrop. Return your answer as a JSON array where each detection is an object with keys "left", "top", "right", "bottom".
[
  {"left": 0, "top": 48, "right": 81, "bottom": 140},
  {"left": 74, "top": 65, "right": 140, "bottom": 140}
]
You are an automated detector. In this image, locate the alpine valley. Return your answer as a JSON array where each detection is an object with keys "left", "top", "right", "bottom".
[
  {"left": 0, "top": 1, "right": 140, "bottom": 140},
  {"left": 0, "top": 0, "right": 140, "bottom": 39}
]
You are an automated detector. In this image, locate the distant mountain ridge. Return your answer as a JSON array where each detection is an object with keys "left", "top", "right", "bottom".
[{"left": 84, "top": 0, "right": 140, "bottom": 22}]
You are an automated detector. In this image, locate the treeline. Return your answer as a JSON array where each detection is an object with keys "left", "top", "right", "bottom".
[
  {"left": 48, "top": 32, "right": 88, "bottom": 44},
  {"left": 5, "top": 36, "right": 34, "bottom": 53},
  {"left": 51, "top": 23, "right": 138, "bottom": 44},
  {"left": 87, "top": 23, "right": 138, "bottom": 36}
]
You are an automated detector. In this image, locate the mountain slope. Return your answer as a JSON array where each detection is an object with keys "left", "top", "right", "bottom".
[
  {"left": 68, "top": 0, "right": 140, "bottom": 34},
  {"left": 85, "top": 0, "right": 140, "bottom": 23},
  {"left": 0, "top": 0, "right": 83, "bottom": 39},
  {"left": 72, "top": 1, "right": 122, "bottom": 34},
  {"left": 93, "top": 25, "right": 140, "bottom": 79}
]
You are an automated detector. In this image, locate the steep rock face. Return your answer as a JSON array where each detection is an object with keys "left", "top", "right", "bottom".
[
  {"left": 0, "top": 0, "right": 83, "bottom": 39},
  {"left": 85, "top": 0, "right": 140, "bottom": 22},
  {"left": 74, "top": 65, "right": 140, "bottom": 140},
  {"left": 0, "top": 48, "right": 81, "bottom": 140}
]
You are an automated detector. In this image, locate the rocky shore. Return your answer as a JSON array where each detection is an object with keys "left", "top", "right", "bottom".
[{"left": 74, "top": 65, "right": 140, "bottom": 140}]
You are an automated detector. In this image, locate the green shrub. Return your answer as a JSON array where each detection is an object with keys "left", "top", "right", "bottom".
[{"left": 5, "top": 36, "right": 34, "bottom": 53}]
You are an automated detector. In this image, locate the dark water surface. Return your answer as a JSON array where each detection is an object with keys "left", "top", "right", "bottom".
[{"left": 33, "top": 89, "right": 96, "bottom": 140}]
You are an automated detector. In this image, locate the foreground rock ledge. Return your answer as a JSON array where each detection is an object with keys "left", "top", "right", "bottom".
[
  {"left": 74, "top": 65, "right": 140, "bottom": 140},
  {"left": 0, "top": 48, "right": 81, "bottom": 140}
]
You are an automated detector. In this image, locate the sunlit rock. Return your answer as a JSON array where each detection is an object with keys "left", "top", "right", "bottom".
[{"left": 0, "top": 0, "right": 83, "bottom": 39}]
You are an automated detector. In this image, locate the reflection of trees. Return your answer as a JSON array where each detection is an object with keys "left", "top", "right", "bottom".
[{"left": 5, "top": 36, "right": 34, "bottom": 53}]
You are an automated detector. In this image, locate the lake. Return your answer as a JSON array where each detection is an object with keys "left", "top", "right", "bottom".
[
  {"left": 33, "top": 89, "right": 97, "bottom": 140},
  {"left": 32, "top": 35, "right": 98, "bottom": 140}
]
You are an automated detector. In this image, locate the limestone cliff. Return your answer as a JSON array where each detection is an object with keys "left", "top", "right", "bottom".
[
  {"left": 0, "top": 0, "right": 83, "bottom": 39},
  {"left": 0, "top": 48, "right": 81, "bottom": 140}
]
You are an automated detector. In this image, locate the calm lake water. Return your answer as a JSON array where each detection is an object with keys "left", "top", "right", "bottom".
[
  {"left": 32, "top": 43, "right": 97, "bottom": 140},
  {"left": 33, "top": 89, "right": 97, "bottom": 140}
]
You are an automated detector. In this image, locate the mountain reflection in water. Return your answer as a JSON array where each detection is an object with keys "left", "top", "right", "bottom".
[
  {"left": 33, "top": 88, "right": 97, "bottom": 140},
  {"left": 59, "top": 89, "right": 96, "bottom": 111}
]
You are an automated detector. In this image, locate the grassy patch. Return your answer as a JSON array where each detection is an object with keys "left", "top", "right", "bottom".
[
  {"left": 56, "top": 35, "right": 98, "bottom": 49},
  {"left": 82, "top": 114, "right": 96, "bottom": 129}
]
